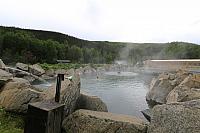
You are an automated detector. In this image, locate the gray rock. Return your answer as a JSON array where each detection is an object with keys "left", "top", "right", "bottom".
[
  {"left": 45, "top": 69, "right": 55, "bottom": 77},
  {"left": 167, "top": 74, "right": 200, "bottom": 103},
  {"left": 0, "top": 69, "right": 13, "bottom": 81},
  {"left": 16, "top": 62, "right": 29, "bottom": 71},
  {"left": 0, "top": 78, "right": 44, "bottom": 113},
  {"left": 76, "top": 93, "right": 108, "bottom": 112},
  {"left": 0, "top": 69, "right": 81, "bottom": 115},
  {"left": 146, "top": 70, "right": 189, "bottom": 105},
  {"left": 62, "top": 109, "right": 148, "bottom": 133},
  {"left": 55, "top": 69, "right": 66, "bottom": 75},
  {"left": 44, "top": 69, "right": 80, "bottom": 117},
  {"left": 66, "top": 68, "right": 75, "bottom": 76},
  {"left": 0, "top": 59, "right": 6, "bottom": 69},
  {"left": 146, "top": 77, "right": 176, "bottom": 104},
  {"left": 82, "top": 66, "right": 96, "bottom": 73},
  {"left": 141, "top": 109, "right": 152, "bottom": 122},
  {"left": 0, "top": 69, "right": 13, "bottom": 88},
  {"left": 29, "top": 64, "right": 45, "bottom": 76},
  {"left": 148, "top": 100, "right": 200, "bottom": 133},
  {"left": 5, "top": 67, "right": 46, "bottom": 83}
]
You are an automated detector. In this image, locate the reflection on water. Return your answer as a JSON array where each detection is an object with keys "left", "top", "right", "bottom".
[
  {"left": 81, "top": 71, "right": 153, "bottom": 119},
  {"left": 32, "top": 78, "right": 56, "bottom": 89},
  {"left": 33, "top": 82, "right": 52, "bottom": 89}
]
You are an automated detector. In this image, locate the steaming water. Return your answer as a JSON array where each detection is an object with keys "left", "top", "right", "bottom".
[
  {"left": 81, "top": 71, "right": 153, "bottom": 119},
  {"left": 33, "top": 71, "right": 153, "bottom": 119}
]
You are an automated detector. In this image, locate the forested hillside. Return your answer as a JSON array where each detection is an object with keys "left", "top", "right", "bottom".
[
  {"left": 125, "top": 42, "right": 200, "bottom": 64},
  {"left": 0, "top": 26, "right": 199, "bottom": 65},
  {"left": 0, "top": 26, "right": 123, "bottom": 64}
]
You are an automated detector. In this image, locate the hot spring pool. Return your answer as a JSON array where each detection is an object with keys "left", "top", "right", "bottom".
[{"left": 80, "top": 71, "right": 153, "bottom": 119}]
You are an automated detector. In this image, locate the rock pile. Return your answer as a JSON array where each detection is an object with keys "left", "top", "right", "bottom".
[
  {"left": 146, "top": 69, "right": 200, "bottom": 133},
  {"left": 146, "top": 69, "right": 190, "bottom": 105},
  {"left": 0, "top": 59, "right": 149, "bottom": 132},
  {"left": 0, "top": 59, "right": 81, "bottom": 116}
]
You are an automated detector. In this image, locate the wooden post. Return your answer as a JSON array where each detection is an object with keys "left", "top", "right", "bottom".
[
  {"left": 55, "top": 74, "right": 64, "bottom": 102},
  {"left": 24, "top": 101, "right": 64, "bottom": 133}
]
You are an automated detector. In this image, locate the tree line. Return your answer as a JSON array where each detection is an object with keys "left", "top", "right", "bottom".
[
  {"left": 127, "top": 42, "right": 200, "bottom": 64},
  {"left": 0, "top": 26, "right": 199, "bottom": 65},
  {"left": 0, "top": 26, "right": 122, "bottom": 64}
]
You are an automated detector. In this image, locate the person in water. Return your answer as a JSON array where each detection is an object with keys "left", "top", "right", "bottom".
[{"left": 96, "top": 73, "right": 99, "bottom": 79}]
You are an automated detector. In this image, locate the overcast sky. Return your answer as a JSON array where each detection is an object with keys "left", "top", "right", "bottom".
[{"left": 0, "top": 0, "right": 200, "bottom": 44}]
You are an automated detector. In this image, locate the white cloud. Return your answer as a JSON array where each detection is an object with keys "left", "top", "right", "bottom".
[{"left": 0, "top": 0, "right": 200, "bottom": 43}]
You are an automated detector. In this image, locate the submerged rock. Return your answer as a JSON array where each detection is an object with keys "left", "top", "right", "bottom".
[
  {"left": 62, "top": 109, "right": 148, "bottom": 133},
  {"left": 76, "top": 93, "right": 108, "bottom": 112},
  {"left": 148, "top": 100, "right": 200, "bottom": 133}
]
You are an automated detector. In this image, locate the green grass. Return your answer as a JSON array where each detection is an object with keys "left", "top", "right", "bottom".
[
  {"left": 39, "top": 63, "right": 106, "bottom": 70},
  {"left": 0, "top": 107, "right": 24, "bottom": 133},
  {"left": 39, "top": 63, "right": 86, "bottom": 70}
]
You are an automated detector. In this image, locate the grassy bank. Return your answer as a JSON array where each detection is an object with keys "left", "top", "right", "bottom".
[
  {"left": 0, "top": 107, "right": 24, "bottom": 133},
  {"left": 39, "top": 63, "right": 106, "bottom": 70},
  {"left": 39, "top": 63, "right": 85, "bottom": 70}
]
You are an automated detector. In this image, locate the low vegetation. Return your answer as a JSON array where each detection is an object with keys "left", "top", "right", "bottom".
[
  {"left": 40, "top": 63, "right": 86, "bottom": 70},
  {"left": 0, "top": 107, "right": 24, "bottom": 133}
]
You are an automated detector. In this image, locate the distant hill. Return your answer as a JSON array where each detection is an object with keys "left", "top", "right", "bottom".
[{"left": 0, "top": 26, "right": 199, "bottom": 64}]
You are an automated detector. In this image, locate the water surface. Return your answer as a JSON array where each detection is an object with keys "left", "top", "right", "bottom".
[{"left": 81, "top": 71, "right": 153, "bottom": 119}]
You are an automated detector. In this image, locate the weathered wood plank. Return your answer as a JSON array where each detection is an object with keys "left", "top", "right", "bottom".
[{"left": 24, "top": 101, "right": 64, "bottom": 133}]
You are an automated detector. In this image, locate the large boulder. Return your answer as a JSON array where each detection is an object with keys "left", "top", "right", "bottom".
[
  {"left": 0, "top": 69, "right": 13, "bottom": 88},
  {"left": 167, "top": 74, "right": 200, "bottom": 103},
  {"left": 148, "top": 100, "right": 200, "bottom": 133},
  {"left": 146, "top": 70, "right": 189, "bottom": 105},
  {"left": 0, "top": 59, "right": 6, "bottom": 69},
  {"left": 62, "top": 109, "right": 148, "bottom": 133},
  {"left": 5, "top": 67, "right": 46, "bottom": 83},
  {"left": 0, "top": 69, "right": 13, "bottom": 81},
  {"left": 0, "top": 78, "right": 44, "bottom": 113},
  {"left": 82, "top": 66, "right": 96, "bottom": 73},
  {"left": 76, "top": 93, "right": 108, "bottom": 112},
  {"left": 44, "top": 69, "right": 80, "bottom": 117},
  {"left": 0, "top": 68, "right": 81, "bottom": 114},
  {"left": 16, "top": 62, "right": 29, "bottom": 71},
  {"left": 28, "top": 64, "right": 45, "bottom": 76},
  {"left": 55, "top": 69, "right": 67, "bottom": 75},
  {"left": 45, "top": 69, "right": 55, "bottom": 77},
  {"left": 146, "top": 74, "right": 176, "bottom": 104}
]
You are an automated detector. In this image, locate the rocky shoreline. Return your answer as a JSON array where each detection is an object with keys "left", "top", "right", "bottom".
[
  {"left": 1, "top": 58, "right": 199, "bottom": 132},
  {"left": 146, "top": 69, "right": 200, "bottom": 133},
  {"left": 0, "top": 59, "right": 148, "bottom": 132}
]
